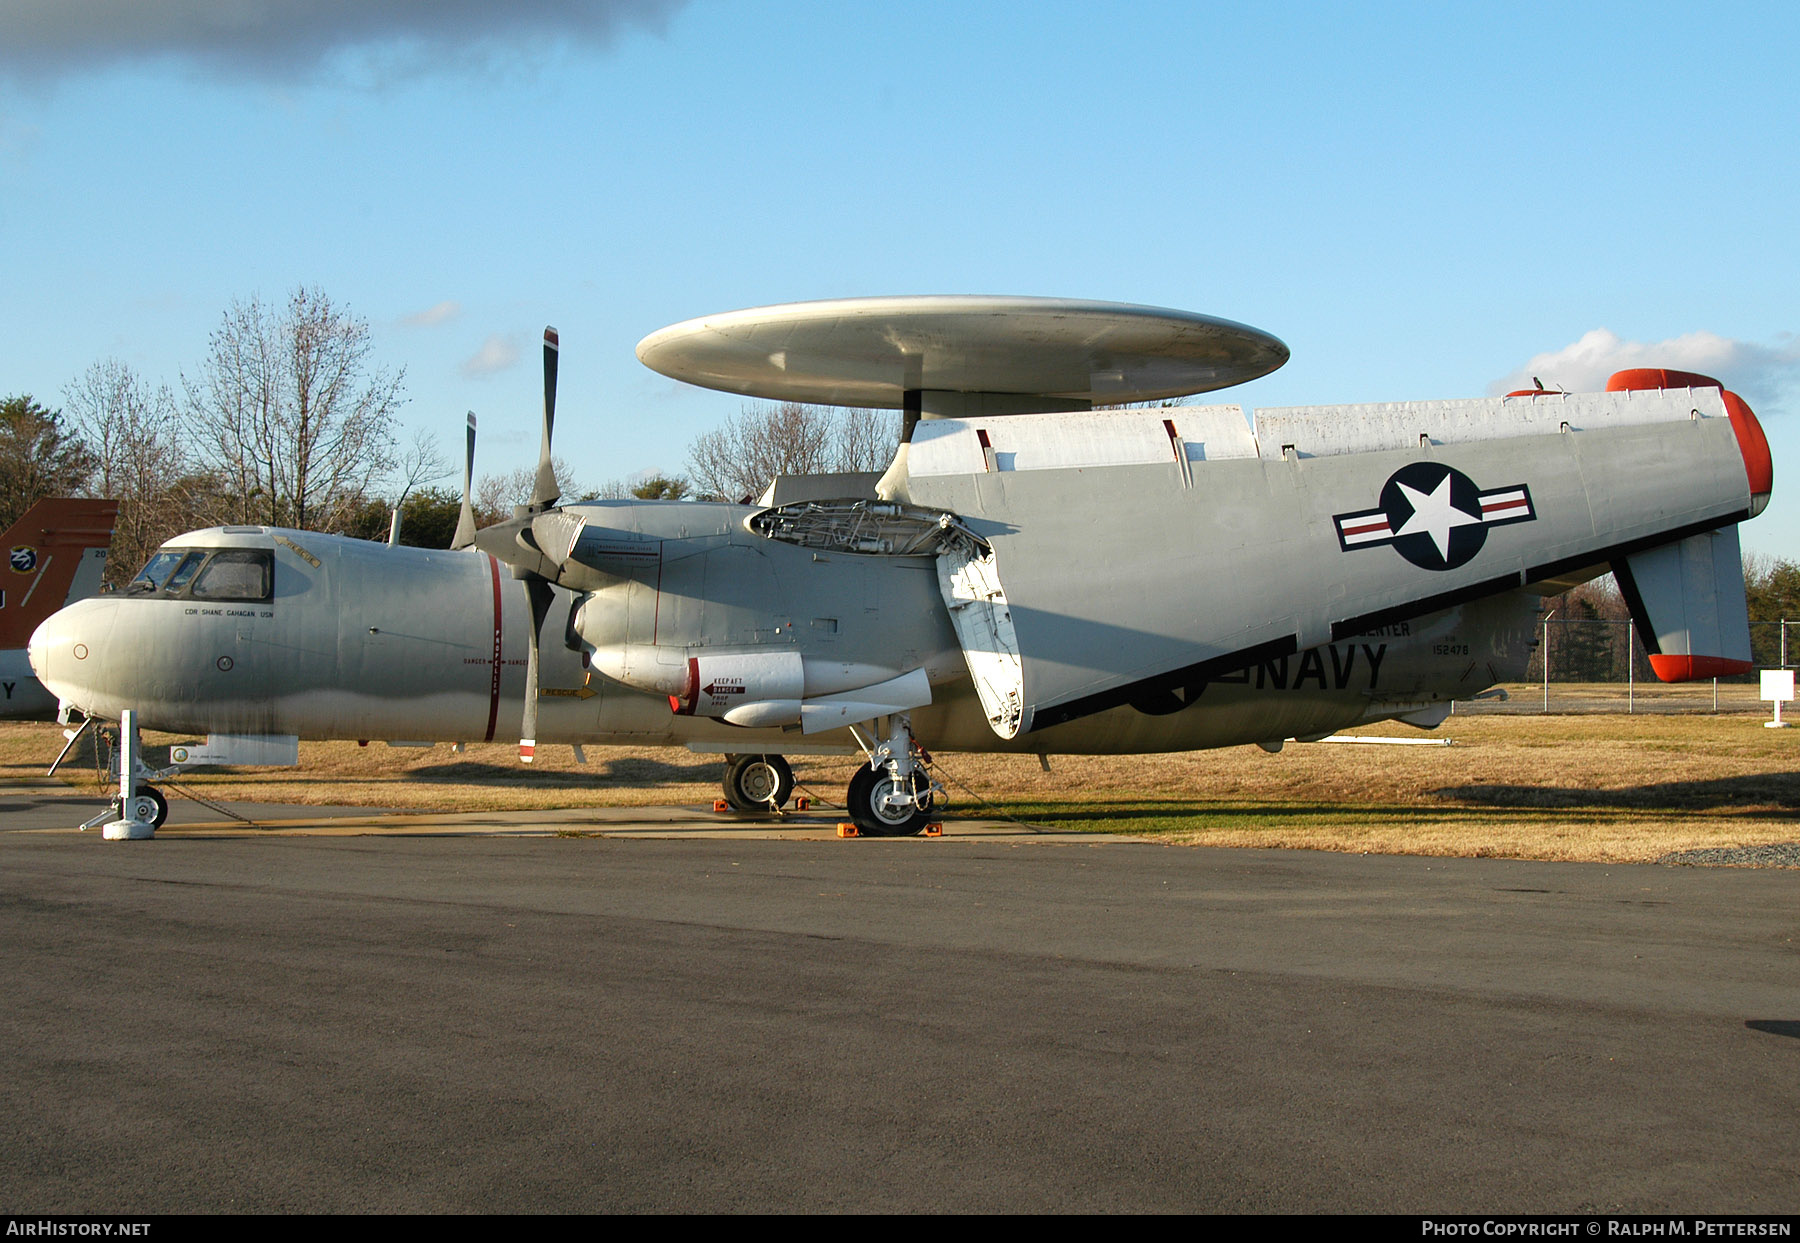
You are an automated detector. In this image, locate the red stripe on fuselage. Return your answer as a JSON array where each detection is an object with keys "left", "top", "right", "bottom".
[{"left": 485, "top": 553, "right": 503, "bottom": 743}]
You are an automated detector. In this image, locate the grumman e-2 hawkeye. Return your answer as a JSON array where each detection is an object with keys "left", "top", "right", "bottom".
[{"left": 29, "top": 297, "right": 1772, "bottom": 835}]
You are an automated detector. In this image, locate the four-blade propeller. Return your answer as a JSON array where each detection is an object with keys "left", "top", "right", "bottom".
[
  {"left": 519, "top": 327, "right": 561, "bottom": 763},
  {"left": 461, "top": 327, "right": 569, "bottom": 763}
]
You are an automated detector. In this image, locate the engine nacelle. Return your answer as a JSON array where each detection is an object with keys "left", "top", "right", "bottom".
[
  {"left": 713, "top": 667, "right": 936, "bottom": 734},
  {"left": 586, "top": 642, "right": 933, "bottom": 733},
  {"left": 673, "top": 652, "right": 804, "bottom": 718}
]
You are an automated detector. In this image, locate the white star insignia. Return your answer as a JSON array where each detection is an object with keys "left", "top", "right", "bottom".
[{"left": 1394, "top": 473, "right": 1482, "bottom": 560}]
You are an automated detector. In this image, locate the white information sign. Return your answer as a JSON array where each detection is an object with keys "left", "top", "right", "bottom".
[{"left": 1760, "top": 669, "right": 1794, "bottom": 728}]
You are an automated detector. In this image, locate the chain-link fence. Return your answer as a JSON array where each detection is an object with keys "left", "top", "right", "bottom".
[{"left": 1449, "top": 618, "right": 1795, "bottom": 715}]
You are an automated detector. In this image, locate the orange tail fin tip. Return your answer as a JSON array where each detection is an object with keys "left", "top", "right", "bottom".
[{"left": 1606, "top": 369, "right": 1771, "bottom": 506}]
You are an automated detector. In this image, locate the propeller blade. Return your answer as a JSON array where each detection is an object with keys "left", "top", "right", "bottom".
[
  {"left": 530, "top": 326, "right": 560, "bottom": 512},
  {"left": 529, "top": 509, "right": 583, "bottom": 568},
  {"left": 519, "top": 576, "right": 554, "bottom": 763},
  {"left": 450, "top": 412, "right": 478, "bottom": 550}
]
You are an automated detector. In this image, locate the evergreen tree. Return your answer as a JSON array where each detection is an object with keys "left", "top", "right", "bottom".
[{"left": 0, "top": 396, "right": 96, "bottom": 529}]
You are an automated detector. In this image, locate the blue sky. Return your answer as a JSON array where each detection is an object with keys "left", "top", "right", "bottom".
[{"left": 3, "top": 1, "right": 1796, "bottom": 552}]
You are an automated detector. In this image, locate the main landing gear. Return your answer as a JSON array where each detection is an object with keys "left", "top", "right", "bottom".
[
  {"left": 719, "top": 716, "right": 943, "bottom": 836},
  {"left": 845, "top": 714, "right": 941, "bottom": 837},
  {"left": 721, "top": 753, "right": 795, "bottom": 812}
]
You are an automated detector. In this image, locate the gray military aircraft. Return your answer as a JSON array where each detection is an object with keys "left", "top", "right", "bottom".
[
  {"left": 29, "top": 298, "right": 1771, "bottom": 834},
  {"left": 1, "top": 498, "right": 118, "bottom": 719}
]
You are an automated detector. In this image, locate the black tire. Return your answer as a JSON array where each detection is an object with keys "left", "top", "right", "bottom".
[
  {"left": 722, "top": 754, "right": 794, "bottom": 812},
  {"left": 846, "top": 764, "right": 932, "bottom": 837},
  {"left": 130, "top": 785, "right": 169, "bottom": 829}
]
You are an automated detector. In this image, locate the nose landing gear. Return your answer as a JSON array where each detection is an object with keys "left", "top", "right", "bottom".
[
  {"left": 126, "top": 785, "right": 169, "bottom": 830},
  {"left": 60, "top": 709, "right": 171, "bottom": 838}
]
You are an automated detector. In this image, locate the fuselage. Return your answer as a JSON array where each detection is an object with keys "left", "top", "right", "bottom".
[{"left": 28, "top": 518, "right": 1536, "bottom": 755}]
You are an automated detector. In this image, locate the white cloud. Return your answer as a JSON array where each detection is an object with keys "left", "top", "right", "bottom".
[
  {"left": 461, "top": 333, "right": 519, "bottom": 378},
  {"left": 0, "top": 1, "right": 687, "bottom": 83},
  {"left": 402, "top": 300, "right": 461, "bottom": 328},
  {"left": 1492, "top": 328, "right": 1800, "bottom": 412}
]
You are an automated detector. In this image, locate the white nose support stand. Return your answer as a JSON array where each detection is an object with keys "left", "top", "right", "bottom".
[{"left": 98, "top": 709, "right": 158, "bottom": 839}]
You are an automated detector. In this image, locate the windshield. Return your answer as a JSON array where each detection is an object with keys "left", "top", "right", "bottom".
[
  {"left": 123, "top": 547, "right": 274, "bottom": 602},
  {"left": 126, "top": 549, "right": 201, "bottom": 595},
  {"left": 190, "top": 550, "right": 273, "bottom": 602}
]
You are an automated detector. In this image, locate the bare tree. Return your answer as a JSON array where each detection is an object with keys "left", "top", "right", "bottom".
[
  {"left": 387, "top": 428, "right": 450, "bottom": 506},
  {"left": 834, "top": 406, "right": 902, "bottom": 475},
  {"left": 573, "top": 473, "right": 694, "bottom": 500},
  {"left": 475, "top": 455, "right": 593, "bottom": 517},
  {"left": 1093, "top": 396, "right": 1195, "bottom": 410},
  {"left": 685, "top": 401, "right": 899, "bottom": 501},
  {"left": 64, "top": 360, "right": 189, "bottom": 584},
  {"left": 184, "top": 287, "right": 406, "bottom": 532}
]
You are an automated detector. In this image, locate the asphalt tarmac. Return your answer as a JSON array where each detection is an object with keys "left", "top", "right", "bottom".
[{"left": 3, "top": 787, "right": 1798, "bottom": 1213}]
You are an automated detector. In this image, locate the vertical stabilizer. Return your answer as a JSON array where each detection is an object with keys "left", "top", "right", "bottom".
[
  {"left": 0, "top": 498, "right": 120, "bottom": 650},
  {"left": 1613, "top": 526, "right": 1753, "bottom": 681}
]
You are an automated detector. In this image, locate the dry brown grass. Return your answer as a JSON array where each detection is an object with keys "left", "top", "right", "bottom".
[{"left": 5, "top": 688, "right": 1797, "bottom": 864}]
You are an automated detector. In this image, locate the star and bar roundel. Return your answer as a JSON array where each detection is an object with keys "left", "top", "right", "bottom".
[{"left": 1333, "top": 462, "right": 1535, "bottom": 571}]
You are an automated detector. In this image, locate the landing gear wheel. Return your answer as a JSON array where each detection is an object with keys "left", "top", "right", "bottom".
[
  {"left": 722, "top": 754, "right": 794, "bottom": 812},
  {"left": 129, "top": 785, "right": 168, "bottom": 829},
  {"left": 846, "top": 764, "right": 932, "bottom": 837}
]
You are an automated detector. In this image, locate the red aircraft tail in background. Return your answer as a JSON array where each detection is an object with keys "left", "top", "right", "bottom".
[{"left": 0, "top": 498, "right": 120, "bottom": 650}]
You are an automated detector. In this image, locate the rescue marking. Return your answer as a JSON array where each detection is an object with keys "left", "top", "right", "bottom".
[
  {"left": 540, "top": 685, "right": 598, "bottom": 699},
  {"left": 271, "top": 534, "right": 321, "bottom": 567},
  {"left": 1334, "top": 463, "right": 1535, "bottom": 571},
  {"left": 10, "top": 545, "right": 37, "bottom": 573}
]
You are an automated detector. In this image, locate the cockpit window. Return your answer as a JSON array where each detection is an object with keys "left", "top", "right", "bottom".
[
  {"left": 189, "top": 550, "right": 273, "bottom": 602},
  {"left": 165, "top": 552, "right": 205, "bottom": 594},
  {"left": 127, "top": 549, "right": 200, "bottom": 595},
  {"left": 124, "top": 547, "right": 273, "bottom": 602}
]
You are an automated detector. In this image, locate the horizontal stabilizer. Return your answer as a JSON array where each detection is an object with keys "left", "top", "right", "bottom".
[{"left": 1613, "top": 526, "right": 1752, "bottom": 681}]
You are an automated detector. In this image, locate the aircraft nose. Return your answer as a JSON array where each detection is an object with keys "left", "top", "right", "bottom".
[
  {"left": 29, "top": 598, "right": 116, "bottom": 710},
  {"left": 27, "top": 614, "right": 60, "bottom": 683}
]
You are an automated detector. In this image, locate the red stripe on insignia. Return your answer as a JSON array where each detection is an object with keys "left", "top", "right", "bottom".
[{"left": 1341, "top": 519, "right": 1390, "bottom": 536}]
